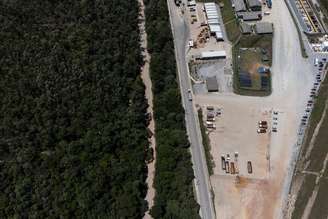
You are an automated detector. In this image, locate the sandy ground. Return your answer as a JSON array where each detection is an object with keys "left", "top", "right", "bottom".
[
  {"left": 138, "top": 0, "right": 157, "bottom": 218},
  {"left": 193, "top": 0, "right": 316, "bottom": 217}
]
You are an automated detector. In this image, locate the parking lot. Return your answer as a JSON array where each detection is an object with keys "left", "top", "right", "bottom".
[{"left": 200, "top": 102, "right": 271, "bottom": 179}]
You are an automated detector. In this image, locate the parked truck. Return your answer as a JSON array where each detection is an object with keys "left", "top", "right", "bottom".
[
  {"left": 266, "top": 0, "right": 272, "bottom": 8},
  {"left": 247, "top": 161, "right": 253, "bottom": 174}
]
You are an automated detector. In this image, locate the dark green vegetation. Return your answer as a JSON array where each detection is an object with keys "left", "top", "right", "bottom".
[
  {"left": 0, "top": 0, "right": 149, "bottom": 218},
  {"left": 291, "top": 174, "right": 317, "bottom": 219},
  {"left": 291, "top": 69, "right": 328, "bottom": 219},
  {"left": 198, "top": 109, "right": 215, "bottom": 175},
  {"left": 218, "top": 0, "right": 241, "bottom": 43},
  {"left": 309, "top": 178, "right": 328, "bottom": 219},
  {"left": 317, "top": 0, "right": 328, "bottom": 26},
  {"left": 144, "top": 0, "right": 200, "bottom": 218},
  {"left": 233, "top": 35, "right": 273, "bottom": 96}
]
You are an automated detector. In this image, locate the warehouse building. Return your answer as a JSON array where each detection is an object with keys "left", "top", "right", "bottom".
[
  {"left": 198, "top": 50, "right": 227, "bottom": 59},
  {"left": 232, "top": 0, "right": 247, "bottom": 12},
  {"left": 204, "top": 2, "right": 224, "bottom": 41},
  {"left": 247, "top": 0, "right": 262, "bottom": 11},
  {"left": 237, "top": 12, "right": 262, "bottom": 21},
  {"left": 206, "top": 76, "right": 219, "bottom": 92},
  {"left": 255, "top": 22, "right": 273, "bottom": 34}
]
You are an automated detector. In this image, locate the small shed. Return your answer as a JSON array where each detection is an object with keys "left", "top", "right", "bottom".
[
  {"left": 206, "top": 76, "right": 219, "bottom": 92},
  {"left": 255, "top": 22, "right": 274, "bottom": 34}
]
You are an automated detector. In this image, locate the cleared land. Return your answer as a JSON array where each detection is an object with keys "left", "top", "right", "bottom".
[{"left": 288, "top": 71, "right": 328, "bottom": 219}]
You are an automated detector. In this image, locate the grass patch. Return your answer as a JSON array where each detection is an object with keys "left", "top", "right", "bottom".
[
  {"left": 218, "top": 0, "right": 241, "bottom": 43},
  {"left": 291, "top": 174, "right": 317, "bottom": 219},
  {"left": 306, "top": 102, "right": 328, "bottom": 172},
  {"left": 309, "top": 178, "right": 328, "bottom": 219},
  {"left": 197, "top": 108, "right": 215, "bottom": 175},
  {"left": 300, "top": 72, "right": 328, "bottom": 159},
  {"left": 232, "top": 35, "right": 273, "bottom": 96}
]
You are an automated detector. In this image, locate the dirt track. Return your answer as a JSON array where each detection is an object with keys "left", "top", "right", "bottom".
[{"left": 138, "top": 0, "right": 157, "bottom": 218}]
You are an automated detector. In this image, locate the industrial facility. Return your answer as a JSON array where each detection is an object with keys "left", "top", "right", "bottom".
[{"left": 204, "top": 2, "right": 224, "bottom": 41}]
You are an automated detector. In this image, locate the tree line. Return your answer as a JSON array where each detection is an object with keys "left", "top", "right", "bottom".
[
  {"left": 0, "top": 0, "right": 149, "bottom": 218},
  {"left": 144, "top": 0, "right": 201, "bottom": 218}
]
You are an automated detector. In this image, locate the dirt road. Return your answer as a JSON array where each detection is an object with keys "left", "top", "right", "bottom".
[{"left": 138, "top": 0, "right": 156, "bottom": 218}]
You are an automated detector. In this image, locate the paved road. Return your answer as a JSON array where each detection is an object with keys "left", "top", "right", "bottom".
[{"left": 166, "top": 1, "right": 216, "bottom": 219}]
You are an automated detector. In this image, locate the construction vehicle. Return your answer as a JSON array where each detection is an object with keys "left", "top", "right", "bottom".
[{"left": 247, "top": 161, "right": 253, "bottom": 174}]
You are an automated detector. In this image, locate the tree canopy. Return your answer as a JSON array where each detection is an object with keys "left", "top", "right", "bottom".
[
  {"left": 144, "top": 0, "right": 200, "bottom": 218},
  {"left": 0, "top": 0, "right": 149, "bottom": 218}
]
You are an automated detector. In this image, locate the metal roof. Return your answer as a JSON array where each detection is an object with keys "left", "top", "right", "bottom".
[
  {"left": 233, "top": 0, "right": 246, "bottom": 12},
  {"left": 255, "top": 22, "right": 273, "bottom": 34},
  {"left": 206, "top": 76, "right": 219, "bottom": 92},
  {"left": 200, "top": 50, "right": 226, "bottom": 59},
  {"left": 215, "top": 32, "right": 223, "bottom": 39},
  {"left": 208, "top": 19, "right": 220, "bottom": 24},
  {"left": 248, "top": 0, "right": 261, "bottom": 8},
  {"left": 209, "top": 24, "right": 221, "bottom": 33},
  {"left": 238, "top": 12, "right": 261, "bottom": 21}
]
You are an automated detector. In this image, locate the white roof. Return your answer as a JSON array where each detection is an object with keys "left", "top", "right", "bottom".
[
  {"left": 205, "top": 8, "right": 217, "bottom": 12},
  {"left": 201, "top": 50, "right": 226, "bottom": 58},
  {"left": 207, "top": 12, "right": 218, "bottom": 17},
  {"left": 208, "top": 19, "right": 220, "bottom": 24},
  {"left": 188, "top": 0, "right": 196, "bottom": 6},
  {"left": 215, "top": 32, "right": 223, "bottom": 39},
  {"left": 207, "top": 14, "right": 219, "bottom": 19},
  {"left": 209, "top": 24, "right": 221, "bottom": 32},
  {"left": 204, "top": 2, "right": 216, "bottom": 7}
]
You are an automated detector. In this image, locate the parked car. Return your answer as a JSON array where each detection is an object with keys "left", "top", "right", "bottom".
[
  {"left": 258, "top": 121, "right": 268, "bottom": 125},
  {"left": 257, "top": 128, "right": 266, "bottom": 133},
  {"left": 247, "top": 161, "right": 253, "bottom": 174}
]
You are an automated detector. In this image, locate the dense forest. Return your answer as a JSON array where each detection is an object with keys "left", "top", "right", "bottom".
[
  {"left": 0, "top": 0, "right": 149, "bottom": 218},
  {"left": 144, "top": 0, "right": 201, "bottom": 218}
]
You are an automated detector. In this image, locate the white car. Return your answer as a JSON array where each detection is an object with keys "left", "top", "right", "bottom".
[{"left": 264, "top": 11, "right": 271, "bottom": 15}]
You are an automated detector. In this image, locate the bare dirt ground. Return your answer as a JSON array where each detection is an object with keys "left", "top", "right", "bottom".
[
  {"left": 193, "top": 0, "right": 316, "bottom": 217},
  {"left": 138, "top": 0, "right": 156, "bottom": 218}
]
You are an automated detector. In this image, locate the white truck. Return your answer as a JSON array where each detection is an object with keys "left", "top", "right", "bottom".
[{"left": 187, "top": 89, "right": 192, "bottom": 101}]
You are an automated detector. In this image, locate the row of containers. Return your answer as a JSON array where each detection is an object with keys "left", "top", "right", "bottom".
[{"left": 204, "top": 2, "right": 224, "bottom": 41}]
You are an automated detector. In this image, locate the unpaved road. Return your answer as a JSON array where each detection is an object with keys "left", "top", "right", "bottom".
[{"left": 138, "top": 0, "right": 156, "bottom": 218}]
